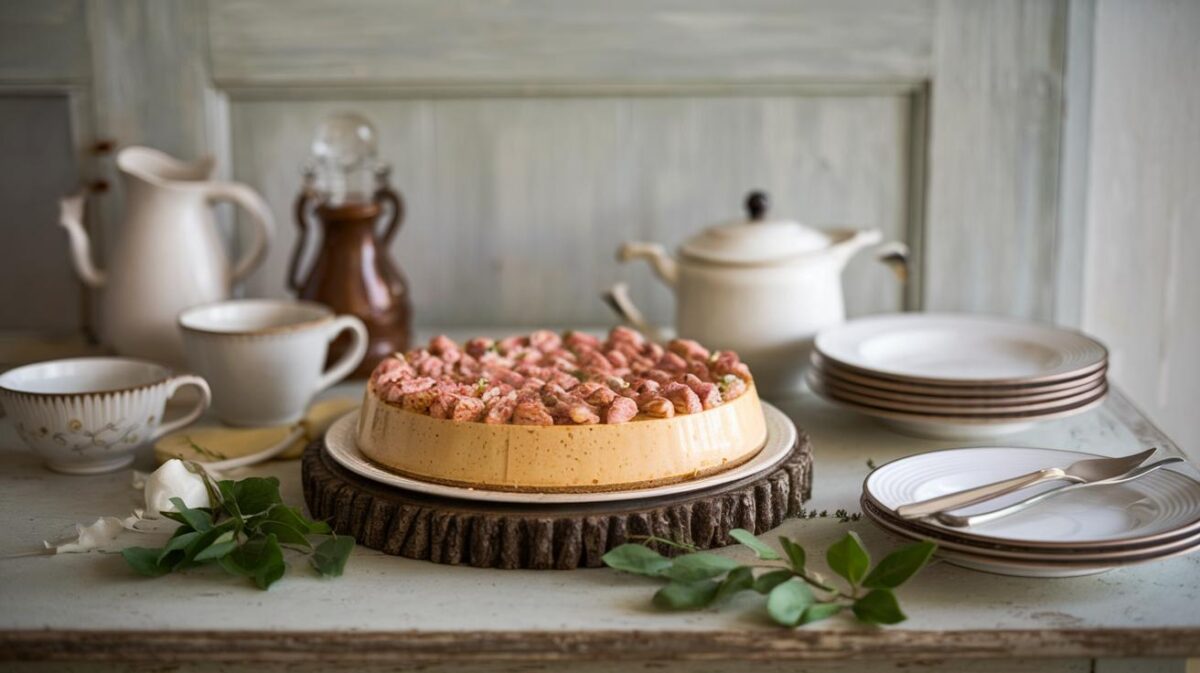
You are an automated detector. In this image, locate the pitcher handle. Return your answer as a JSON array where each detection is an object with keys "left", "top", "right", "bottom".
[
  {"left": 150, "top": 375, "right": 212, "bottom": 442},
  {"left": 316, "top": 316, "right": 369, "bottom": 390},
  {"left": 206, "top": 182, "right": 275, "bottom": 285},
  {"left": 58, "top": 191, "right": 107, "bottom": 288}
]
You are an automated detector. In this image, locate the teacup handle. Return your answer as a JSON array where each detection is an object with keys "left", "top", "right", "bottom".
[
  {"left": 151, "top": 375, "right": 212, "bottom": 442},
  {"left": 317, "top": 316, "right": 369, "bottom": 391}
]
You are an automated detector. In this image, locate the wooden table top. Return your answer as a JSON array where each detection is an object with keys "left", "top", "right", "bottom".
[{"left": 1, "top": 328, "right": 1197, "bottom": 667}]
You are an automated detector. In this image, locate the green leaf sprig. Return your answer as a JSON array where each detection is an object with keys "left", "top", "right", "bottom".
[
  {"left": 603, "top": 529, "right": 935, "bottom": 627},
  {"left": 122, "top": 469, "right": 354, "bottom": 589}
]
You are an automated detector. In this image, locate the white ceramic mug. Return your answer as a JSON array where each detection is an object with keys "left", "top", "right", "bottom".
[
  {"left": 178, "top": 299, "right": 367, "bottom": 427},
  {"left": 0, "top": 357, "right": 211, "bottom": 474}
]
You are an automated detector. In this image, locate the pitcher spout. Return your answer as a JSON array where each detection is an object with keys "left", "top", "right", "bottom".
[
  {"left": 117, "top": 146, "right": 215, "bottom": 188},
  {"left": 58, "top": 192, "right": 106, "bottom": 288}
]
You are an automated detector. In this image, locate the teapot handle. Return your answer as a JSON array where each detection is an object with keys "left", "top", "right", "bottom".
[
  {"left": 373, "top": 185, "right": 405, "bottom": 244},
  {"left": 287, "top": 186, "right": 320, "bottom": 293},
  {"left": 205, "top": 182, "right": 275, "bottom": 285},
  {"left": 602, "top": 282, "right": 667, "bottom": 343}
]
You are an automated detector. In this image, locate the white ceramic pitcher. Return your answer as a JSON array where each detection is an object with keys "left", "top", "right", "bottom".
[
  {"left": 609, "top": 191, "right": 907, "bottom": 396},
  {"left": 59, "top": 146, "right": 274, "bottom": 365}
]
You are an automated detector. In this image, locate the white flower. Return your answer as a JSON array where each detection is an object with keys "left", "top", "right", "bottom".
[{"left": 144, "top": 459, "right": 210, "bottom": 518}]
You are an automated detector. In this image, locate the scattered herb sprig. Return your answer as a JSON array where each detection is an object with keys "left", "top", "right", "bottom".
[
  {"left": 602, "top": 528, "right": 934, "bottom": 627},
  {"left": 122, "top": 469, "right": 353, "bottom": 589}
]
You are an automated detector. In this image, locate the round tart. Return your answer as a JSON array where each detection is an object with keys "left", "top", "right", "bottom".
[{"left": 356, "top": 328, "right": 768, "bottom": 492}]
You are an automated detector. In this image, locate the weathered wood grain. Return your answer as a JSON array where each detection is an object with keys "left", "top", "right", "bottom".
[
  {"left": 1081, "top": 0, "right": 1200, "bottom": 456},
  {"left": 208, "top": 0, "right": 934, "bottom": 89},
  {"left": 1, "top": 626, "right": 1197, "bottom": 664},
  {"left": 0, "top": 0, "right": 89, "bottom": 83},
  {"left": 923, "top": 0, "right": 1068, "bottom": 320},
  {"left": 301, "top": 433, "right": 813, "bottom": 569},
  {"left": 230, "top": 95, "right": 911, "bottom": 326}
]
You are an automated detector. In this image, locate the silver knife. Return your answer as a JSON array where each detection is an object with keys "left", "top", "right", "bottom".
[
  {"left": 933, "top": 457, "right": 1184, "bottom": 527},
  {"left": 894, "top": 448, "right": 1157, "bottom": 520}
]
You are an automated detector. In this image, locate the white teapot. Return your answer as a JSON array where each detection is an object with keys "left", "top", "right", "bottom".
[{"left": 609, "top": 191, "right": 906, "bottom": 396}]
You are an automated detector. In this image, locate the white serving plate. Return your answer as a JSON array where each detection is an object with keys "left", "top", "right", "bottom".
[
  {"left": 863, "top": 500, "right": 1200, "bottom": 578},
  {"left": 815, "top": 314, "right": 1107, "bottom": 385},
  {"left": 809, "top": 369, "right": 1106, "bottom": 414},
  {"left": 864, "top": 447, "right": 1200, "bottom": 548},
  {"left": 323, "top": 402, "right": 797, "bottom": 505},
  {"left": 807, "top": 375, "right": 1108, "bottom": 440},
  {"left": 812, "top": 360, "right": 1107, "bottom": 404}
]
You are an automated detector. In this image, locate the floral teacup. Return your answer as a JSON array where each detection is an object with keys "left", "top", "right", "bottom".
[{"left": 0, "top": 357, "right": 210, "bottom": 474}]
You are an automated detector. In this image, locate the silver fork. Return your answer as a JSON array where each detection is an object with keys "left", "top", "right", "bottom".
[{"left": 933, "top": 457, "right": 1185, "bottom": 528}]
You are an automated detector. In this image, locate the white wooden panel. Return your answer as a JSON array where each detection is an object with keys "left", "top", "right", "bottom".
[
  {"left": 923, "top": 0, "right": 1067, "bottom": 320},
  {"left": 84, "top": 0, "right": 236, "bottom": 316},
  {"left": 0, "top": 95, "right": 82, "bottom": 332},
  {"left": 230, "top": 96, "right": 910, "bottom": 326},
  {"left": 0, "top": 0, "right": 89, "bottom": 83},
  {"left": 1083, "top": 0, "right": 1200, "bottom": 454},
  {"left": 208, "top": 0, "right": 934, "bottom": 89}
]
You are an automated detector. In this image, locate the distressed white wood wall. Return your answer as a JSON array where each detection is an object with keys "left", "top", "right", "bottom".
[
  {"left": 1, "top": 0, "right": 1077, "bottom": 332},
  {"left": 1082, "top": 0, "right": 1200, "bottom": 453},
  {"left": 231, "top": 96, "right": 910, "bottom": 326}
]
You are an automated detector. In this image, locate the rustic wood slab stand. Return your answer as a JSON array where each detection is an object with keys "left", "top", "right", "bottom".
[{"left": 301, "top": 433, "right": 813, "bottom": 569}]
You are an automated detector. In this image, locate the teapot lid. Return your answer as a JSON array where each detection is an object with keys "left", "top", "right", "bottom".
[{"left": 679, "top": 191, "right": 836, "bottom": 265}]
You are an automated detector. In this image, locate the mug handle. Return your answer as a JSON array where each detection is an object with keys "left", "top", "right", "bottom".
[
  {"left": 150, "top": 375, "right": 212, "bottom": 442},
  {"left": 316, "top": 316, "right": 369, "bottom": 392}
]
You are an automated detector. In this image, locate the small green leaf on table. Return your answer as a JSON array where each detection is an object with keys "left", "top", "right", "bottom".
[
  {"left": 766, "top": 579, "right": 814, "bottom": 627},
  {"left": 862, "top": 541, "right": 936, "bottom": 589},
  {"left": 853, "top": 588, "right": 907, "bottom": 625},
  {"left": 122, "top": 547, "right": 171, "bottom": 577},
  {"left": 826, "top": 531, "right": 870, "bottom": 586},
  {"left": 728, "top": 528, "right": 781, "bottom": 560},
  {"left": 753, "top": 569, "right": 794, "bottom": 594},
  {"left": 713, "top": 566, "right": 755, "bottom": 603},
  {"left": 310, "top": 536, "right": 355, "bottom": 578},
  {"left": 653, "top": 580, "right": 720, "bottom": 610},
  {"left": 800, "top": 601, "right": 843, "bottom": 625},
  {"left": 661, "top": 552, "right": 741, "bottom": 582},
  {"left": 602, "top": 543, "right": 673, "bottom": 577},
  {"left": 779, "top": 536, "right": 806, "bottom": 572},
  {"left": 219, "top": 533, "right": 286, "bottom": 590}
]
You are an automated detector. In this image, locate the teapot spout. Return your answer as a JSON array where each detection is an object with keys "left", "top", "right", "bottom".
[
  {"left": 617, "top": 242, "right": 678, "bottom": 287},
  {"left": 58, "top": 192, "right": 106, "bottom": 288},
  {"left": 829, "top": 228, "right": 883, "bottom": 270}
]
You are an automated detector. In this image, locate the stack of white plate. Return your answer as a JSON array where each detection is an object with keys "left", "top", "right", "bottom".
[
  {"left": 808, "top": 313, "right": 1109, "bottom": 439},
  {"left": 863, "top": 447, "right": 1200, "bottom": 577}
]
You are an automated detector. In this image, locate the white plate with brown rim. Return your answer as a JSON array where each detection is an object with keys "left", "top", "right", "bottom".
[
  {"left": 808, "top": 368, "right": 1107, "bottom": 414},
  {"left": 814, "top": 314, "right": 1108, "bottom": 386},
  {"left": 808, "top": 375, "right": 1108, "bottom": 439},
  {"left": 813, "top": 356, "right": 1108, "bottom": 401},
  {"left": 863, "top": 447, "right": 1200, "bottom": 549}
]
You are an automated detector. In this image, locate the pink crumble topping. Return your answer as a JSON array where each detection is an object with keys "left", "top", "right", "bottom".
[{"left": 369, "top": 327, "right": 753, "bottom": 426}]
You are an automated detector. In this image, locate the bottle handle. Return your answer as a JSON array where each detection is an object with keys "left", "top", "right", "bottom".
[
  {"left": 288, "top": 187, "right": 320, "bottom": 293},
  {"left": 373, "top": 185, "right": 405, "bottom": 244}
]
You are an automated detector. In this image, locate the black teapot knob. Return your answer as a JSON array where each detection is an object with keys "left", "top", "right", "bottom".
[{"left": 745, "top": 191, "right": 769, "bottom": 222}]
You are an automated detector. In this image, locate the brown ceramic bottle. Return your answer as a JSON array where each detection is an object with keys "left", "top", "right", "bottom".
[{"left": 288, "top": 172, "right": 411, "bottom": 377}]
